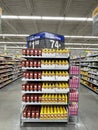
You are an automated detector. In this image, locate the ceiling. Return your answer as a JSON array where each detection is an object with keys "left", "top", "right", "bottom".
[{"left": 0, "top": 0, "right": 98, "bottom": 54}]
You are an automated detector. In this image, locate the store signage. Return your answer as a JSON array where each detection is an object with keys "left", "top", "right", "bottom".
[{"left": 26, "top": 32, "right": 65, "bottom": 49}]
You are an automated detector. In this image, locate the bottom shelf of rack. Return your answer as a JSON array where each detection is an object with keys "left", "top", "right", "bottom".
[
  {"left": 21, "top": 118, "right": 68, "bottom": 122},
  {"left": 81, "top": 82, "right": 98, "bottom": 94}
]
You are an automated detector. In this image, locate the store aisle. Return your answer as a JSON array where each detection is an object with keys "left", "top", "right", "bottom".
[{"left": 0, "top": 79, "right": 98, "bottom": 130}]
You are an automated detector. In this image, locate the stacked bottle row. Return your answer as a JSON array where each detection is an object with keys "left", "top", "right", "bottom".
[
  {"left": 22, "top": 49, "right": 69, "bottom": 57},
  {"left": 69, "top": 65, "right": 80, "bottom": 117},
  {"left": 23, "top": 105, "right": 68, "bottom": 120},
  {"left": 70, "top": 66, "right": 80, "bottom": 75},
  {"left": 22, "top": 82, "right": 69, "bottom": 91},
  {"left": 22, "top": 94, "right": 68, "bottom": 103},
  {"left": 22, "top": 60, "right": 69, "bottom": 69},
  {"left": 69, "top": 104, "right": 78, "bottom": 116},
  {"left": 23, "top": 71, "right": 69, "bottom": 80}
]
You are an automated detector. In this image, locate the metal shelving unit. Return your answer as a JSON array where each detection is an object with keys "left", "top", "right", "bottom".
[
  {"left": 20, "top": 50, "right": 70, "bottom": 126},
  {"left": 80, "top": 53, "right": 98, "bottom": 94}
]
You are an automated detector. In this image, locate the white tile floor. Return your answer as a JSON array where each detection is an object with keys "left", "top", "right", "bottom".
[{"left": 0, "top": 79, "right": 98, "bottom": 130}]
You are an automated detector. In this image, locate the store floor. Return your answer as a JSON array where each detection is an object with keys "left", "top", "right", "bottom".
[{"left": 0, "top": 79, "right": 98, "bottom": 130}]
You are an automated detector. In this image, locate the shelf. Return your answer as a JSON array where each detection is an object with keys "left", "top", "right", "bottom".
[
  {"left": 0, "top": 66, "right": 13, "bottom": 69},
  {"left": 88, "top": 65, "right": 98, "bottom": 68},
  {"left": 22, "top": 102, "right": 68, "bottom": 105},
  {"left": 21, "top": 118, "right": 68, "bottom": 122},
  {"left": 81, "top": 60, "right": 98, "bottom": 62},
  {"left": 81, "top": 77, "right": 98, "bottom": 86},
  {"left": 88, "top": 72, "right": 98, "bottom": 76},
  {"left": 0, "top": 72, "right": 14, "bottom": 78},
  {"left": 22, "top": 67, "right": 69, "bottom": 70},
  {"left": 0, "top": 77, "right": 13, "bottom": 84},
  {"left": 81, "top": 82, "right": 98, "bottom": 94},
  {"left": 22, "top": 78, "right": 69, "bottom": 82},
  {"left": 0, "top": 69, "right": 13, "bottom": 74},
  {"left": 22, "top": 56, "right": 69, "bottom": 59},
  {"left": 87, "top": 54, "right": 98, "bottom": 57},
  {"left": 22, "top": 88, "right": 69, "bottom": 94}
]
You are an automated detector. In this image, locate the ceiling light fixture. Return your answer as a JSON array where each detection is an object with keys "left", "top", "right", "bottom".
[{"left": 1, "top": 15, "right": 93, "bottom": 22}]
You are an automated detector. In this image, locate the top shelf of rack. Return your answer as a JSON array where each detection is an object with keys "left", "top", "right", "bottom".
[{"left": 22, "top": 55, "right": 69, "bottom": 59}]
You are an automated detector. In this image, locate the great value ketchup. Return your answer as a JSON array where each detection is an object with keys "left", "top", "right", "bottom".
[
  {"left": 30, "top": 95, "right": 34, "bottom": 102},
  {"left": 22, "top": 49, "right": 27, "bottom": 55},
  {"left": 34, "top": 72, "right": 37, "bottom": 79},
  {"left": 29, "top": 72, "right": 33, "bottom": 79},
  {"left": 26, "top": 61, "right": 29, "bottom": 67},
  {"left": 27, "top": 110, "right": 31, "bottom": 118},
  {"left": 22, "top": 61, "right": 26, "bottom": 67},
  {"left": 27, "top": 49, "right": 30, "bottom": 56},
  {"left": 34, "top": 49, "right": 38, "bottom": 56},
  {"left": 38, "top": 95, "right": 42, "bottom": 102},
  {"left": 38, "top": 49, "right": 42, "bottom": 56},
  {"left": 33, "top": 60, "right": 37, "bottom": 67},
  {"left": 31, "top": 108, "right": 35, "bottom": 118},
  {"left": 34, "top": 95, "right": 37, "bottom": 102},
  {"left": 38, "top": 72, "right": 41, "bottom": 79},
  {"left": 29, "top": 61, "right": 33, "bottom": 67},
  {"left": 38, "top": 60, "right": 41, "bottom": 67},
  {"left": 23, "top": 72, "right": 26, "bottom": 78},
  {"left": 25, "top": 72, "right": 30, "bottom": 79},
  {"left": 33, "top": 84, "right": 37, "bottom": 91},
  {"left": 22, "top": 84, "right": 26, "bottom": 91},
  {"left": 29, "top": 84, "right": 33, "bottom": 91},
  {"left": 26, "top": 84, "right": 30, "bottom": 91},
  {"left": 23, "top": 110, "right": 27, "bottom": 118},
  {"left": 37, "top": 83, "right": 42, "bottom": 91},
  {"left": 27, "top": 95, "right": 30, "bottom": 102},
  {"left": 22, "top": 95, "right": 27, "bottom": 102},
  {"left": 30, "top": 49, "right": 34, "bottom": 56}
]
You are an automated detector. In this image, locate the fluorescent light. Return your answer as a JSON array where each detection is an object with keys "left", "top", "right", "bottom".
[
  {"left": 0, "top": 34, "right": 28, "bottom": 37},
  {"left": 1, "top": 15, "right": 93, "bottom": 22},
  {"left": 0, "top": 42, "right": 25, "bottom": 44},
  {"left": 65, "top": 43, "right": 98, "bottom": 46},
  {"left": 0, "top": 34, "right": 98, "bottom": 39},
  {"left": 65, "top": 35, "right": 98, "bottom": 39},
  {"left": 67, "top": 48, "right": 98, "bottom": 50},
  {"left": 42, "top": 16, "right": 64, "bottom": 20}
]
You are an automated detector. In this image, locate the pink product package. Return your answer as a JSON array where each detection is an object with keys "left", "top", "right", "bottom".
[
  {"left": 69, "top": 104, "right": 78, "bottom": 115},
  {"left": 70, "top": 77, "right": 79, "bottom": 88},
  {"left": 70, "top": 66, "right": 80, "bottom": 75},
  {"left": 69, "top": 90, "right": 79, "bottom": 102}
]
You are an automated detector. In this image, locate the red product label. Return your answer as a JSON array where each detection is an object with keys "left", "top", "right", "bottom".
[
  {"left": 23, "top": 111, "right": 27, "bottom": 118},
  {"left": 33, "top": 60, "right": 37, "bottom": 67},
  {"left": 29, "top": 84, "right": 33, "bottom": 91},
  {"left": 34, "top": 49, "right": 38, "bottom": 56},
  {"left": 37, "top": 61, "right": 41, "bottom": 67},
  {"left": 30, "top": 61, "right": 33, "bottom": 67},
  {"left": 34, "top": 95, "right": 37, "bottom": 102},
  {"left": 30, "top": 95, "right": 34, "bottom": 102},
  {"left": 34, "top": 72, "right": 37, "bottom": 79},
  {"left": 27, "top": 95, "right": 30, "bottom": 102},
  {"left": 38, "top": 49, "right": 42, "bottom": 56},
  {"left": 22, "top": 95, "right": 27, "bottom": 102},
  {"left": 37, "top": 83, "right": 42, "bottom": 91},
  {"left": 30, "top": 49, "right": 34, "bottom": 56},
  {"left": 29, "top": 72, "right": 33, "bottom": 79},
  {"left": 26, "top": 84, "right": 30, "bottom": 91},
  {"left": 27, "top": 111, "right": 31, "bottom": 118},
  {"left": 22, "top": 49, "right": 27, "bottom": 55},
  {"left": 22, "top": 61, "right": 26, "bottom": 67},
  {"left": 31, "top": 111, "right": 35, "bottom": 118},
  {"left": 22, "top": 84, "right": 26, "bottom": 91},
  {"left": 38, "top": 72, "right": 41, "bottom": 79},
  {"left": 27, "top": 49, "right": 30, "bottom": 56},
  {"left": 23, "top": 72, "right": 26, "bottom": 77},
  {"left": 26, "top": 61, "right": 29, "bottom": 67},
  {"left": 33, "top": 84, "right": 38, "bottom": 91},
  {"left": 26, "top": 72, "right": 30, "bottom": 79}
]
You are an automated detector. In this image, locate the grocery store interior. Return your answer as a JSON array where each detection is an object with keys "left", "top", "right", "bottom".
[{"left": 0, "top": 0, "right": 98, "bottom": 130}]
